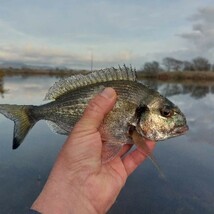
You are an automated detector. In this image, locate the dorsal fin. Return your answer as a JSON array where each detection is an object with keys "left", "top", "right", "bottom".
[{"left": 44, "top": 65, "right": 136, "bottom": 100}]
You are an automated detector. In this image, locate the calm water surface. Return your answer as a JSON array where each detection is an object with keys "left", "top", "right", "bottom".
[{"left": 0, "top": 76, "right": 214, "bottom": 214}]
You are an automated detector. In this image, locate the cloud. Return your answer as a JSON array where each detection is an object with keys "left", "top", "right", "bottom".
[
  {"left": 0, "top": 1, "right": 213, "bottom": 68},
  {"left": 0, "top": 44, "right": 141, "bottom": 69},
  {"left": 179, "top": 7, "right": 214, "bottom": 60},
  {"left": 0, "top": 1, "right": 152, "bottom": 42},
  {"left": 0, "top": 0, "right": 203, "bottom": 43},
  {"left": 0, "top": 44, "right": 87, "bottom": 68}
]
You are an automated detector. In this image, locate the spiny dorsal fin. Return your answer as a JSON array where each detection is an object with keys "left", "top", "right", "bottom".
[{"left": 44, "top": 65, "right": 136, "bottom": 101}]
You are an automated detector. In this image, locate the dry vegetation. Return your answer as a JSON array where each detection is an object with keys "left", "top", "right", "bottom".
[
  {"left": 1, "top": 66, "right": 214, "bottom": 83},
  {"left": 137, "top": 71, "right": 214, "bottom": 82},
  {"left": 0, "top": 67, "right": 90, "bottom": 78}
]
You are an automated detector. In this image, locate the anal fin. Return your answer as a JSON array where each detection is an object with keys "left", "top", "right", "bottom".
[
  {"left": 102, "top": 142, "right": 123, "bottom": 164},
  {"left": 46, "top": 121, "right": 69, "bottom": 135}
]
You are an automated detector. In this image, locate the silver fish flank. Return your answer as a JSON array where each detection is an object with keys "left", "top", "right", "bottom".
[{"left": 0, "top": 66, "right": 188, "bottom": 162}]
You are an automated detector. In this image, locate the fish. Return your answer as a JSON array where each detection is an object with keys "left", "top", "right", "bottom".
[{"left": 0, "top": 66, "right": 188, "bottom": 163}]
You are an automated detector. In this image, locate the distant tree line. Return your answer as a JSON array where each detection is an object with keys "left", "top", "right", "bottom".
[{"left": 141, "top": 57, "right": 214, "bottom": 73}]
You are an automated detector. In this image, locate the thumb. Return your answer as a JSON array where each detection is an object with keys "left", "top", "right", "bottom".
[{"left": 73, "top": 87, "right": 117, "bottom": 134}]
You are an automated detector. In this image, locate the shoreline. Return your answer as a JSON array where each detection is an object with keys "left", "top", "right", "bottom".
[
  {"left": 137, "top": 71, "right": 214, "bottom": 81},
  {"left": 1, "top": 68, "right": 214, "bottom": 82}
]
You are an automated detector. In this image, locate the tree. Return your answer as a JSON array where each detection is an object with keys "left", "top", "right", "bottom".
[
  {"left": 162, "top": 57, "right": 183, "bottom": 71},
  {"left": 211, "top": 64, "right": 214, "bottom": 72},
  {"left": 192, "top": 57, "right": 211, "bottom": 71},
  {"left": 183, "top": 61, "right": 195, "bottom": 71},
  {"left": 143, "top": 61, "right": 161, "bottom": 73}
]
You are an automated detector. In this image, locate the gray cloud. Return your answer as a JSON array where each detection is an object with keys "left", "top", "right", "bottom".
[
  {"left": 0, "top": 1, "right": 213, "bottom": 69},
  {"left": 0, "top": 44, "right": 141, "bottom": 69},
  {"left": 0, "top": 45, "right": 88, "bottom": 68},
  {"left": 179, "top": 7, "right": 214, "bottom": 59}
]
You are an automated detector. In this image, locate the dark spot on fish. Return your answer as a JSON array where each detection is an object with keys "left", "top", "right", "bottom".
[{"left": 135, "top": 105, "right": 149, "bottom": 121}]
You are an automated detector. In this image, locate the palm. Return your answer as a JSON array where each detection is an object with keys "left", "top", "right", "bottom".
[{"left": 83, "top": 141, "right": 155, "bottom": 214}]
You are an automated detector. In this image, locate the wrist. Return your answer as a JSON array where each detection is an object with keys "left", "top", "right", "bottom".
[
  {"left": 32, "top": 178, "right": 99, "bottom": 214},
  {"left": 31, "top": 164, "right": 99, "bottom": 214}
]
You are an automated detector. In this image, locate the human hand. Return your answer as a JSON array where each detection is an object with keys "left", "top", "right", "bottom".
[{"left": 31, "top": 87, "right": 155, "bottom": 214}]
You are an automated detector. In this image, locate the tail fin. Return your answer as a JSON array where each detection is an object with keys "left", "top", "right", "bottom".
[{"left": 0, "top": 104, "right": 36, "bottom": 149}]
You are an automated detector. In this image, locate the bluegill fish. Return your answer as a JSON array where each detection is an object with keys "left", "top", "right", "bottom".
[{"left": 0, "top": 66, "right": 188, "bottom": 162}]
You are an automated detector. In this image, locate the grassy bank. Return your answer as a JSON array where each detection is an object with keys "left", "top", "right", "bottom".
[
  {"left": 1, "top": 68, "right": 214, "bottom": 82},
  {"left": 0, "top": 68, "right": 90, "bottom": 78},
  {"left": 137, "top": 71, "right": 214, "bottom": 81}
]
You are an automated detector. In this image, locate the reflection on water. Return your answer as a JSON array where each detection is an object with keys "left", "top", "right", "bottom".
[
  {"left": 0, "top": 75, "right": 7, "bottom": 98},
  {"left": 142, "top": 79, "right": 214, "bottom": 99},
  {"left": 0, "top": 75, "right": 214, "bottom": 100},
  {"left": 0, "top": 75, "right": 214, "bottom": 214}
]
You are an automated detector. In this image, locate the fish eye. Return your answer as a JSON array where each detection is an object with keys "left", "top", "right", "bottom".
[{"left": 160, "top": 106, "right": 174, "bottom": 118}]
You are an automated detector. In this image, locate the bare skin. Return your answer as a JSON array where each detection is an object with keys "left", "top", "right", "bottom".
[{"left": 31, "top": 87, "right": 155, "bottom": 214}]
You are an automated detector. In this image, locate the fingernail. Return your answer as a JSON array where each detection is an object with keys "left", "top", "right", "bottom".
[{"left": 100, "top": 87, "right": 116, "bottom": 99}]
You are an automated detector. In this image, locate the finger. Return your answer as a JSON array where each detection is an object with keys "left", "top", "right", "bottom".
[
  {"left": 122, "top": 140, "right": 155, "bottom": 176},
  {"left": 73, "top": 87, "right": 117, "bottom": 133}
]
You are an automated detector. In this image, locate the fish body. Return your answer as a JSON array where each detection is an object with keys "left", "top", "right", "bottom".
[{"left": 0, "top": 66, "right": 188, "bottom": 162}]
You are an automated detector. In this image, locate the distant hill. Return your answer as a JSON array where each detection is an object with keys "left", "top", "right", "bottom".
[
  {"left": 0, "top": 61, "right": 27, "bottom": 69},
  {"left": 0, "top": 61, "right": 53, "bottom": 70}
]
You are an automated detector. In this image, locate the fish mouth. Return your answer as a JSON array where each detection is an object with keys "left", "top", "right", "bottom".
[{"left": 173, "top": 125, "right": 189, "bottom": 135}]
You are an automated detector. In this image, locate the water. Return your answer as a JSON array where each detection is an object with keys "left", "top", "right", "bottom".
[{"left": 0, "top": 75, "right": 214, "bottom": 214}]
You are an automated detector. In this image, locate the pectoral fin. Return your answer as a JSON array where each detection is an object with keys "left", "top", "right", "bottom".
[{"left": 130, "top": 128, "right": 165, "bottom": 179}]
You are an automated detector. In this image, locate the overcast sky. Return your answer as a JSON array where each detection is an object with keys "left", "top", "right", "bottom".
[{"left": 0, "top": 0, "right": 213, "bottom": 69}]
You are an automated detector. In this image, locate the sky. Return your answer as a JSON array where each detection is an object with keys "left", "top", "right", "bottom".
[{"left": 0, "top": 0, "right": 214, "bottom": 69}]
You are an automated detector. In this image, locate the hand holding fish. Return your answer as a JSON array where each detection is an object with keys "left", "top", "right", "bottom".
[{"left": 31, "top": 88, "right": 155, "bottom": 214}]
